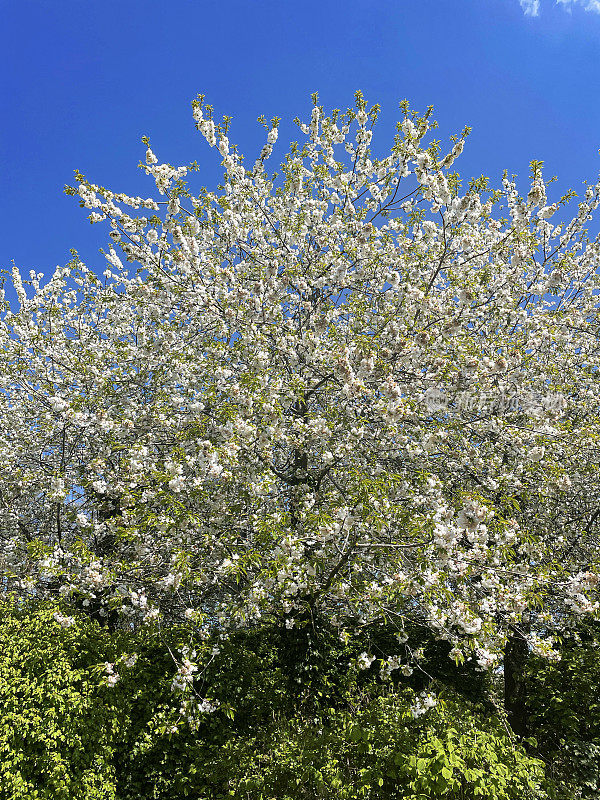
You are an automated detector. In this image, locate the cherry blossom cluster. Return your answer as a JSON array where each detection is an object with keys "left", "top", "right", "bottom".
[{"left": 1, "top": 91, "right": 600, "bottom": 682}]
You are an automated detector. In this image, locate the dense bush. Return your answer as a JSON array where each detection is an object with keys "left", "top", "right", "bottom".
[
  {"left": 0, "top": 602, "right": 117, "bottom": 799},
  {"left": 0, "top": 600, "right": 553, "bottom": 800},
  {"left": 526, "top": 621, "right": 600, "bottom": 799}
]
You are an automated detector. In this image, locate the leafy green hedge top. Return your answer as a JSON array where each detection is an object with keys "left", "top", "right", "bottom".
[{"left": 0, "top": 600, "right": 549, "bottom": 800}]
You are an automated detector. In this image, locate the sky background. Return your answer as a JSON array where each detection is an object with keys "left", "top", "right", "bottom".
[{"left": 2, "top": 0, "right": 600, "bottom": 282}]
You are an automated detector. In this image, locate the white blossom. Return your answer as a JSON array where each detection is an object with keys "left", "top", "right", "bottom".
[{"left": 0, "top": 93, "right": 599, "bottom": 681}]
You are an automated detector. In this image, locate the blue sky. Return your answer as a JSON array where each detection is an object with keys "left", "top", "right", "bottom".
[{"left": 1, "top": 0, "right": 600, "bottom": 280}]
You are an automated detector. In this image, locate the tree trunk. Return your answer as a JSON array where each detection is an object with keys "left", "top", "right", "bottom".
[{"left": 504, "top": 624, "right": 529, "bottom": 739}]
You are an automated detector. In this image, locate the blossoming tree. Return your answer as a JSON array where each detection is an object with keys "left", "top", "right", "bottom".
[{"left": 1, "top": 91, "right": 600, "bottom": 696}]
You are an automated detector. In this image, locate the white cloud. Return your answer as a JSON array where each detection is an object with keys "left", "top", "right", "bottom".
[
  {"left": 520, "top": 0, "right": 600, "bottom": 14},
  {"left": 520, "top": 0, "right": 540, "bottom": 14}
]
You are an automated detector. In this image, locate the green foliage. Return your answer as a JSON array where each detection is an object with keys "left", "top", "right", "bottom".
[
  {"left": 526, "top": 621, "right": 600, "bottom": 799},
  {"left": 0, "top": 600, "right": 550, "bottom": 800},
  {"left": 217, "top": 692, "right": 547, "bottom": 800},
  {"left": 0, "top": 601, "right": 117, "bottom": 799}
]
